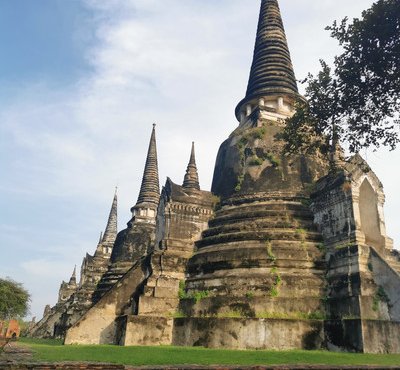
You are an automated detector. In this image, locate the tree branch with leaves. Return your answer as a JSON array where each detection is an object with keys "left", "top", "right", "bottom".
[
  {"left": 281, "top": 0, "right": 400, "bottom": 166},
  {"left": 0, "top": 277, "right": 30, "bottom": 321}
]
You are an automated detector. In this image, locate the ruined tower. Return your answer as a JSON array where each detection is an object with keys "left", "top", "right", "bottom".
[
  {"left": 30, "top": 190, "right": 119, "bottom": 338},
  {"left": 91, "top": 125, "right": 160, "bottom": 302},
  {"left": 57, "top": 267, "right": 77, "bottom": 304},
  {"left": 182, "top": 142, "right": 200, "bottom": 191},
  {"left": 173, "top": 0, "right": 330, "bottom": 349}
]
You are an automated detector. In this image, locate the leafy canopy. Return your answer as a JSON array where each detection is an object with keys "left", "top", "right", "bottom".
[
  {"left": 0, "top": 277, "right": 30, "bottom": 320},
  {"left": 281, "top": 0, "right": 400, "bottom": 158}
]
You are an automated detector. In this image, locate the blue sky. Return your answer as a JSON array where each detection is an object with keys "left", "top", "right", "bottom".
[
  {"left": 1, "top": 0, "right": 399, "bottom": 320},
  {"left": 0, "top": 0, "right": 94, "bottom": 91}
]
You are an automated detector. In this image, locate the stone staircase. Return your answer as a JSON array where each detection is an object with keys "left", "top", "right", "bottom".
[{"left": 183, "top": 197, "right": 326, "bottom": 317}]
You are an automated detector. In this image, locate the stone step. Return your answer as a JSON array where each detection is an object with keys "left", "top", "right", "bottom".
[
  {"left": 209, "top": 208, "right": 314, "bottom": 227},
  {"left": 203, "top": 219, "right": 317, "bottom": 238},
  {"left": 184, "top": 270, "right": 326, "bottom": 298},
  {"left": 178, "top": 295, "right": 324, "bottom": 319},
  {"left": 191, "top": 241, "right": 325, "bottom": 264},
  {"left": 123, "top": 315, "right": 173, "bottom": 346},
  {"left": 138, "top": 296, "right": 179, "bottom": 315},
  {"left": 188, "top": 255, "right": 326, "bottom": 276},
  {"left": 196, "top": 229, "right": 323, "bottom": 248},
  {"left": 216, "top": 201, "right": 311, "bottom": 218}
]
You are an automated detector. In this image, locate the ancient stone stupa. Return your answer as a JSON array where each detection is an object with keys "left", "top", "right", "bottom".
[{"left": 32, "top": 0, "right": 400, "bottom": 353}]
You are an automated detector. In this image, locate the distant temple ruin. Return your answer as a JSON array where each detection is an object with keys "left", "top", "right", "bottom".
[{"left": 31, "top": 0, "right": 400, "bottom": 353}]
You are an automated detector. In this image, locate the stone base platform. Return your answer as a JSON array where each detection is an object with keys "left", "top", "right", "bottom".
[
  {"left": 325, "top": 319, "right": 400, "bottom": 353},
  {"left": 172, "top": 318, "right": 324, "bottom": 350},
  {"left": 122, "top": 316, "right": 400, "bottom": 353}
]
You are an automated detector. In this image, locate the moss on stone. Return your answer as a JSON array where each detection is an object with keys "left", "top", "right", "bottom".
[
  {"left": 372, "top": 286, "right": 390, "bottom": 312},
  {"left": 235, "top": 174, "right": 245, "bottom": 192},
  {"left": 249, "top": 156, "right": 264, "bottom": 166}
]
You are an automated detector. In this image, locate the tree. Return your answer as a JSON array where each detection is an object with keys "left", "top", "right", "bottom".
[
  {"left": 281, "top": 0, "right": 400, "bottom": 165},
  {"left": 0, "top": 277, "right": 30, "bottom": 320}
]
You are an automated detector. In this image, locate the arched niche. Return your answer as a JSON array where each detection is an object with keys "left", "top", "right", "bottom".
[{"left": 359, "top": 179, "right": 383, "bottom": 249}]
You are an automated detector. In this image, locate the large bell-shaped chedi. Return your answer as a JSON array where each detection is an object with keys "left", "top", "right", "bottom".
[
  {"left": 212, "top": 0, "right": 328, "bottom": 198},
  {"left": 176, "top": 0, "right": 330, "bottom": 350}
]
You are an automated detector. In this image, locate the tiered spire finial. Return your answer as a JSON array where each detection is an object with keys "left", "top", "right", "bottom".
[
  {"left": 135, "top": 124, "right": 160, "bottom": 207},
  {"left": 235, "top": 0, "right": 298, "bottom": 118},
  {"left": 69, "top": 266, "right": 77, "bottom": 285},
  {"left": 182, "top": 142, "right": 200, "bottom": 190},
  {"left": 101, "top": 189, "right": 118, "bottom": 245}
]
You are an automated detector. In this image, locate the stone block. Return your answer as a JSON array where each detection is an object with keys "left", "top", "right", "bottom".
[
  {"left": 154, "top": 286, "right": 177, "bottom": 298},
  {"left": 173, "top": 317, "right": 324, "bottom": 350},
  {"left": 123, "top": 315, "right": 173, "bottom": 346},
  {"left": 138, "top": 296, "right": 179, "bottom": 316}
]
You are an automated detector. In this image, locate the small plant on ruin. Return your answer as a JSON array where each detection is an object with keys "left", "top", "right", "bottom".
[
  {"left": 245, "top": 291, "right": 254, "bottom": 299},
  {"left": 178, "top": 281, "right": 190, "bottom": 300},
  {"left": 212, "top": 195, "right": 222, "bottom": 211},
  {"left": 372, "top": 286, "right": 390, "bottom": 312},
  {"left": 168, "top": 311, "right": 187, "bottom": 318},
  {"left": 235, "top": 174, "right": 245, "bottom": 192},
  {"left": 193, "top": 290, "right": 210, "bottom": 304},
  {"left": 300, "top": 198, "right": 312, "bottom": 207},
  {"left": 262, "top": 152, "right": 281, "bottom": 168},
  {"left": 249, "top": 156, "right": 264, "bottom": 166},
  {"left": 269, "top": 267, "right": 282, "bottom": 297},
  {"left": 317, "top": 243, "right": 327, "bottom": 253},
  {"left": 265, "top": 241, "right": 276, "bottom": 262},
  {"left": 308, "top": 311, "right": 326, "bottom": 320},
  {"left": 296, "top": 228, "right": 307, "bottom": 251},
  {"left": 295, "top": 228, "right": 307, "bottom": 239},
  {"left": 236, "top": 137, "right": 248, "bottom": 165},
  {"left": 256, "top": 311, "right": 325, "bottom": 320},
  {"left": 269, "top": 287, "right": 279, "bottom": 298}
]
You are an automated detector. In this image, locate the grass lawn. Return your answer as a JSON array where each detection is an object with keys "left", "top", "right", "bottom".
[{"left": 19, "top": 338, "right": 400, "bottom": 367}]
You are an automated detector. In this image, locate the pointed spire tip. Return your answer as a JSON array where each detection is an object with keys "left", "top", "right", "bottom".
[
  {"left": 102, "top": 189, "right": 118, "bottom": 246},
  {"left": 135, "top": 125, "right": 160, "bottom": 207},
  {"left": 235, "top": 0, "right": 298, "bottom": 119},
  {"left": 183, "top": 142, "right": 200, "bottom": 190}
]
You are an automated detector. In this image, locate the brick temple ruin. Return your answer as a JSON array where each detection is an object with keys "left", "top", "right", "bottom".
[{"left": 31, "top": 0, "right": 400, "bottom": 353}]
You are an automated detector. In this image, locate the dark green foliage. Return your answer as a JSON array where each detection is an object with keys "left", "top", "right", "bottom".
[
  {"left": 0, "top": 277, "right": 30, "bottom": 320},
  {"left": 245, "top": 291, "right": 254, "bottom": 299},
  {"left": 178, "top": 281, "right": 187, "bottom": 299},
  {"left": 372, "top": 285, "right": 390, "bottom": 311},
  {"left": 281, "top": 0, "right": 400, "bottom": 160},
  {"left": 235, "top": 174, "right": 245, "bottom": 192},
  {"left": 178, "top": 281, "right": 209, "bottom": 303},
  {"left": 269, "top": 266, "right": 281, "bottom": 297},
  {"left": 263, "top": 152, "right": 281, "bottom": 167},
  {"left": 249, "top": 156, "right": 264, "bottom": 166}
]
